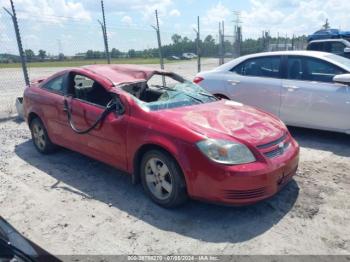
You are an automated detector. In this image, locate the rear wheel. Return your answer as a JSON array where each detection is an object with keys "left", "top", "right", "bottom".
[
  {"left": 140, "top": 150, "right": 188, "bottom": 208},
  {"left": 30, "top": 118, "right": 57, "bottom": 154}
]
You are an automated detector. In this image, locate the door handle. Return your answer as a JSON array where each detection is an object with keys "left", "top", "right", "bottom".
[
  {"left": 283, "top": 85, "right": 299, "bottom": 91},
  {"left": 228, "top": 80, "right": 240, "bottom": 85}
]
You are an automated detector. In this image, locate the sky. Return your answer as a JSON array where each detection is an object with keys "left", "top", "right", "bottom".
[{"left": 1, "top": 0, "right": 350, "bottom": 55}]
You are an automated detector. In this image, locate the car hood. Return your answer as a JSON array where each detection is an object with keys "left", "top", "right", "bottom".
[{"left": 158, "top": 100, "right": 286, "bottom": 146}]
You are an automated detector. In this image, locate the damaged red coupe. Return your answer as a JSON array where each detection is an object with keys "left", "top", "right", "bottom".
[{"left": 23, "top": 65, "right": 299, "bottom": 208}]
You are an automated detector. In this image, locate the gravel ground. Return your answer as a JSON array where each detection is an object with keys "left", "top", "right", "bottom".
[{"left": 0, "top": 59, "right": 349, "bottom": 255}]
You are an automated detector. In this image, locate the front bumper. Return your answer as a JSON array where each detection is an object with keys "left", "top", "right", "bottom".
[{"left": 181, "top": 138, "right": 300, "bottom": 205}]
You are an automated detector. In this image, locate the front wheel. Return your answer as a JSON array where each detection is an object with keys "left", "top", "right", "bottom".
[{"left": 140, "top": 150, "right": 188, "bottom": 208}]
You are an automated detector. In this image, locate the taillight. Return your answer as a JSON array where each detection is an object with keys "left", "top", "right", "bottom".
[{"left": 193, "top": 76, "right": 204, "bottom": 84}]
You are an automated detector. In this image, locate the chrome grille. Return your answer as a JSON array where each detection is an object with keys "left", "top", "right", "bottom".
[
  {"left": 256, "top": 132, "right": 290, "bottom": 159},
  {"left": 257, "top": 132, "right": 288, "bottom": 149},
  {"left": 264, "top": 142, "right": 290, "bottom": 158}
]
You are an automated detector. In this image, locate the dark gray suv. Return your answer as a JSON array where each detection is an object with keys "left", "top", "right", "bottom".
[{"left": 307, "top": 39, "right": 350, "bottom": 58}]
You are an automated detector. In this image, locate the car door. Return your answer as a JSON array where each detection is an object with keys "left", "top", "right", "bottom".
[
  {"left": 63, "top": 73, "right": 128, "bottom": 170},
  {"left": 223, "top": 55, "right": 282, "bottom": 116},
  {"left": 280, "top": 55, "right": 350, "bottom": 132},
  {"left": 39, "top": 73, "right": 69, "bottom": 144}
]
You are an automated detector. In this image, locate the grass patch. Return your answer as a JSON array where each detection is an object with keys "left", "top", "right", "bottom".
[{"left": 0, "top": 58, "right": 180, "bottom": 69}]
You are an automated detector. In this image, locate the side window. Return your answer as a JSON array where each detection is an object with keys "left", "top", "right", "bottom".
[
  {"left": 42, "top": 75, "right": 65, "bottom": 93},
  {"left": 287, "top": 57, "right": 303, "bottom": 80},
  {"left": 330, "top": 42, "right": 345, "bottom": 55},
  {"left": 231, "top": 63, "right": 244, "bottom": 75},
  {"left": 232, "top": 57, "right": 281, "bottom": 78},
  {"left": 308, "top": 43, "right": 323, "bottom": 51},
  {"left": 71, "top": 74, "right": 113, "bottom": 107},
  {"left": 74, "top": 75, "right": 94, "bottom": 99},
  {"left": 304, "top": 58, "right": 345, "bottom": 82}
]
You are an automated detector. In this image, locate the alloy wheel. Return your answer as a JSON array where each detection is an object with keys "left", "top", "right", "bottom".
[
  {"left": 32, "top": 123, "right": 46, "bottom": 151},
  {"left": 144, "top": 157, "right": 173, "bottom": 200}
]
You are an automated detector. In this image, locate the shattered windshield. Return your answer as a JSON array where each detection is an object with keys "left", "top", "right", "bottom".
[{"left": 122, "top": 73, "right": 218, "bottom": 111}]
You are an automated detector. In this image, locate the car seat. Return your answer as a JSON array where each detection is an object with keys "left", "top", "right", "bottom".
[{"left": 86, "top": 82, "right": 112, "bottom": 106}]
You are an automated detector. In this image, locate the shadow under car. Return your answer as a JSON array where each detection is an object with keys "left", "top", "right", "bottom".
[{"left": 15, "top": 139, "right": 299, "bottom": 244}]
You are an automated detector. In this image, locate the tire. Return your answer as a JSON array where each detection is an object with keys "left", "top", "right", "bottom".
[
  {"left": 30, "top": 117, "right": 57, "bottom": 154},
  {"left": 140, "top": 150, "right": 188, "bottom": 208}
]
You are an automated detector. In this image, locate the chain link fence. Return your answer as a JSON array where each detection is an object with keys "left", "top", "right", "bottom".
[
  {"left": 220, "top": 30, "right": 308, "bottom": 64},
  {"left": 0, "top": 1, "right": 309, "bottom": 117},
  {"left": 0, "top": 11, "right": 24, "bottom": 116}
]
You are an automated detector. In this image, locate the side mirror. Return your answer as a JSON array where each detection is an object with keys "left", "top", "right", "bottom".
[
  {"left": 333, "top": 74, "right": 350, "bottom": 85},
  {"left": 344, "top": 47, "right": 350, "bottom": 53}
]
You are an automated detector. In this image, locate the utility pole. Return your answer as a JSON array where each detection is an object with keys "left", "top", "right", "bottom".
[
  {"left": 57, "top": 39, "right": 63, "bottom": 55},
  {"left": 193, "top": 16, "right": 201, "bottom": 72},
  {"left": 233, "top": 11, "right": 242, "bottom": 58},
  {"left": 100, "top": 0, "right": 110, "bottom": 64},
  {"left": 218, "top": 22, "right": 222, "bottom": 65},
  {"left": 265, "top": 31, "right": 270, "bottom": 51},
  {"left": 3, "top": 0, "right": 29, "bottom": 86},
  {"left": 285, "top": 33, "right": 288, "bottom": 50},
  {"left": 152, "top": 10, "right": 165, "bottom": 86},
  {"left": 98, "top": 20, "right": 109, "bottom": 62},
  {"left": 261, "top": 31, "right": 265, "bottom": 52}
]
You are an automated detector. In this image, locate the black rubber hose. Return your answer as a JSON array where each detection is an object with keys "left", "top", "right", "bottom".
[{"left": 64, "top": 99, "right": 116, "bottom": 135}]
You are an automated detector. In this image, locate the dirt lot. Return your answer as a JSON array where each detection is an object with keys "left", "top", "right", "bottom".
[{"left": 0, "top": 59, "right": 349, "bottom": 255}]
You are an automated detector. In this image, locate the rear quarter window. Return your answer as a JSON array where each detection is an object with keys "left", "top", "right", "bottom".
[{"left": 42, "top": 75, "right": 65, "bottom": 93}]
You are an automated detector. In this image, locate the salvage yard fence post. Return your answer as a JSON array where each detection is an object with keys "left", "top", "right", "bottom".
[
  {"left": 195, "top": 16, "right": 201, "bottom": 73},
  {"left": 3, "top": 0, "right": 30, "bottom": 86},
  {"left": 152, "top": 9, "right": 166, "bottom": 87},
  {"left": 98, "top": 19, "right": 110, "bottom": 64},
  {"left": 100, "top": 0, "right": 111, "bottom": 64}
]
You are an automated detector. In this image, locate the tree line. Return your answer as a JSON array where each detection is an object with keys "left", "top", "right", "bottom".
[
  {"left": 84, "top": 33, "right": 307, "bottom": 59},
  {"left": 0, "top": 33, "right": 307, "bottom": 63},
  {"left": 83, "top": 34, "right": 220, "bottom": 59}
]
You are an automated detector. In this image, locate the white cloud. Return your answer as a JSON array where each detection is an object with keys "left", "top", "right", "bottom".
[
  {"left": 121, "top": 15, "right": 133, "bottom": 26},
  {"left": 83, "top": 0, "right": 174, "bottom": 24},
  {"left": 242, "top": 0, "right": 350, "bottom": 38},
  {"left": 203, "top": 2, "right": 230, "bottom": 25},
  {"left": 0, "top": 0, "right": 91, "bottom": 24},
  {"left": 137, "top": 0, "right": 173, "bottom": 24},
  {"left": 169, "top": 9, "right": 181, "bottom": 17}
]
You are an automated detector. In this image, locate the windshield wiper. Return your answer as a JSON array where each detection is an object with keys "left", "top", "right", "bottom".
[
  {"left": 0, "top": 237, "right": 36, "bottom": 262},
  {"left": 198, "top": 92, "right": 218, "bottom": 100}
]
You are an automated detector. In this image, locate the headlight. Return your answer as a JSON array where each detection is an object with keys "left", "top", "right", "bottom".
[{"left": 196, "top": 139, "right": 256, "bottom": 165}]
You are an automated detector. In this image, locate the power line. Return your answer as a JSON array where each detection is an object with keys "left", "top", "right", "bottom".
[{"left": 11, "top": 10, "right": 218, "bottom": 35}]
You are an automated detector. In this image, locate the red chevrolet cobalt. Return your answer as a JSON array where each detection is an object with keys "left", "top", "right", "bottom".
[{"left": 23, "top": 65, "right": 299, "bottom": 208}]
